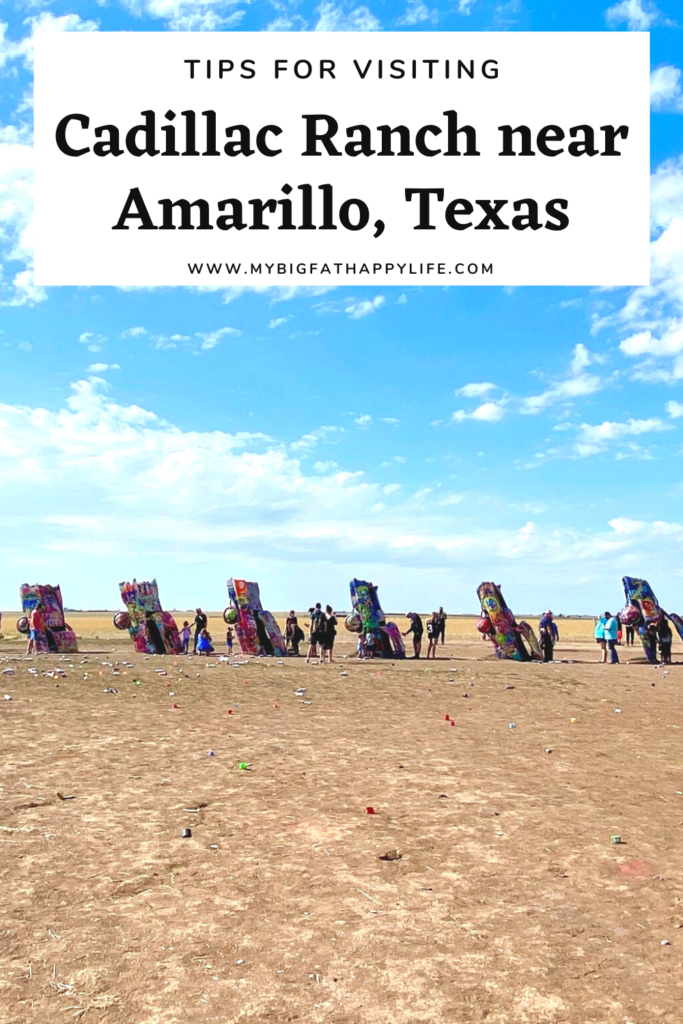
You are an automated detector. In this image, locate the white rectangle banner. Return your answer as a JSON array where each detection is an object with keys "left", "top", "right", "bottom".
[{"left": 34, "top": 31, "right": 650, "bottom": 287}]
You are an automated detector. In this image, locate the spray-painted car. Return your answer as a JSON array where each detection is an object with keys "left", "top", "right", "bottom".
[
  {"left": 620, "top": 576, "right": 683, "bottom": 663},
  {"left": 113, "top": 579, "right": 182, "bottom": 654},
  {"left": 224, "top": 579, "right": 286, "bottom": 657},
  {"left": 16, "top": 583, "right": 78, "bottom": 653},
  {"left": 476, "top": 582, "right": 541, "bottom": 661},
  {"left": 344, "top": 579, "right": 405, "bottom": 658}
]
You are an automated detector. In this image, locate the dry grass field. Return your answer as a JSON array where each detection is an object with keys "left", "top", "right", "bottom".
[
  {"left": 1, "top": 611, "right": 597, "bottom": 647},
  {"left": 1, "top": 615, "right": 681, "bottom": 1024}
]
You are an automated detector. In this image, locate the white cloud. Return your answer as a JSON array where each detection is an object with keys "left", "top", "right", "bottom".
[
  {"left": 314, "top": 2, "right": 381, "bottom": 30},
  {"left": 290, "top": 425, "right": 344, "bottom": 452},
  {"left": 570, "top": 342, "right": 599, "bottom": 374},
  {"left": 666, "top": 399, "right": 683, "bottom": 418},
  {"left": 605, "top": 0, "right": 660, "bottom": 30},
  {"left": 609, "top": 516, "right": 683, "bottom": 536},
  {"left": 651, "top": 65, "right": 683, "bottom": 112},
  {"left": 121, "top": 0, "right": 247, "bottom": 31},
  {"left": 521, "top": 345, "right": 605, "bottom": 414},
  {"left": 594, "top": 155, "right": 683, "bottom": 368},
  {"left": 0, "top": 15, "right": 98, "bottom": 307},
  {"left": 453, "top": 401, "right": 506, "bottom": 423},
  {"left": 620, "top": 324, "right": 683, "bottom": 358},
  {"left": 266, "top": 14, "right": 308, "bottom": 30},
  {"left": 268, "top": 317, "right": 289, "bottom": 329},
  {"left": 195, "top": 326, "right": 242, "bottom": 351},
  {"left": 345, "top": 295, "right": 385, "bottom": 319},
  {"left": 0, "top": 13, "right": 98, "bottom": 70},
  {"left": 87, "top": 363, "right": 121, "bottom": 372},
  {"left": 312, "top": 460, "right": 339, "bottom": 473},
  {"left": 609, "top": 516, "right": 646, "bottom": 534},
  {"left": 521, "top": 373, "right": 603, "bottom": 415},
  {"left": 456, "top": 382, "right": 496, "bottom": 398},
  {"left": 7, "top": 375, "right": 672, "bottom": 600},
  {"left": 354, "top": 414, "right": 372, "bottom": 428},
  {"left": 575, "top": 416, "right": 670, "bottom": 456},
  {"left": 380, "top": 417, "right": 400, "bottom": 426},
  {"left": 78, "top": 331, "right": 107, "bottom": 353},
  {"left": 313, "top": 294, "right": 385, "bottom": 319},
  {"left": 397, "top": 1, "right": 434, "bottom": 25}
]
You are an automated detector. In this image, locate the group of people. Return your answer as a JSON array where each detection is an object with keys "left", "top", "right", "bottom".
[
  {"left": 284, "top": 604, "right": 338, "bottom": 664},
  {"left": 402, "top": 608, "right": 447, "bottom": 659},
  {"left": 180, "top": 608, "right": 214, "bottom": 655},
  {"left": 595, "top": 612, "right": 672, "bottom": 665}
]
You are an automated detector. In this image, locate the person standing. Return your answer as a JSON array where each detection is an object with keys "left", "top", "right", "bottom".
[
  {"left": 307, "top": 603, "right": 327, "bottom": 664},
  {"left": 181, "top": 620, "right": 191, "bottom": 654},
  {"left": 285, "top": 610, "right": 301, "bottom": 656},
  {"left": 426, "top": 613, "right": 439, "bottom": 659},
  {"left": 540, "top": 623, "right": 554, "bottom": 663},
  {"left": 402, "top": 612, "right": 424, "bottom": 659},
  {"left": 27, "top": 602, "right": 45, "bottom": 656},
  {"left": 322, "top": 605, "right": 338, "bottom": 664},
  {"left": 193, "top": 607, "right": 208, "bottom": 654},
  {"left": 658, "top": 617, "right": 672, "bottom": 665},
  {"left": 595, "top": 613, "right": 607, "bottom": 664},
  {"left": 625, "top": 623, "right": 635, "bottom": 646},
  {"left": 437, "top": 606, "right": 447, "bottom": 645},
  {"left": 603, "top": 612, "right": 619, "bottom": 664}
]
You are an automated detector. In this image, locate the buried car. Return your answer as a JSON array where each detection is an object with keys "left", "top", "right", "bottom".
[
  {"left": 344, "top": 579, "right": 405, "bottom": 658},
  {"left": 476, "top": 582, "right": 541, "bottom": 662},
  {"left": 16, "top": 583, "right": 78, "bottom": 653},
  {"left": 114, "top": 579, "right": 182, "bottom": 655},
  {"left": 225, "top": 579, "right": 287, "bottom": 657},
  {"left": 620, "top": 576, "right": 683, "bottom": 663}
]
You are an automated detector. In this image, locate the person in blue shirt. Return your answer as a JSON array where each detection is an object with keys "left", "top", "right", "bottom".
[
  {"left": 197, "top": 628, "right": 214, "bottom": 655},
  {"left": 603, "top": 612, "right": 619, "bottom": 664},
  {"left": 595, "top": 614, "right": 607, "bottom": 663}
]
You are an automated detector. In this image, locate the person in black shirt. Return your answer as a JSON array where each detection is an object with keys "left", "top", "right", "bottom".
[
  {"left": 307, "top": 603, "right": 327, "bottom": 663},
  {"left": 402, "top": 612, "right": 424, "bottom": 659},
  {"left": 658, "top": 617, "right": 672, "bottom": 664},
  {"left": 285, "top": 610, "right": 301, "bottom": 656},
  {"left": 322, "top": 604, "right": 338, "bottom": 663},
  {"left": 426, "top": 613, "right": 439, "bottom": 659},
  {"left": 539, "top": 624, "right": 554, "bottom": 662},
  {"left": 193, "top": 607, "right": 207, "bottom": 653},
  {"left": 436, "top": 606, "right": 447, "bottom": 645}
]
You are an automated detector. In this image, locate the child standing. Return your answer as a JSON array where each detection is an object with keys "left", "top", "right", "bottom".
[
  {"left": 226, "top": 627, "right": 234, "bottom": 655},
  {"left": 356, "top": 635, "right": 367, "bottom": 660},
  {"left": 181, "top": 620, "right": 191, "bottom": 654},
  {"left": 364, "top": 632, "right": 375, "bottom": 659}
]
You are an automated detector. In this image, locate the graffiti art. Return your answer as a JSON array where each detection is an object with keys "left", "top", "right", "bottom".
[
  {"left": 345, "top": 579, "right": 406, "bottom": 658},
  {"left": 225, "top": 579, "right": 287, "bottom": 657},
  {"left": 476, "top": 582, "right": 541, "bottom": 661},
  {"left": 114, "top": 579, "right": 182, "bottom": 654},
  {"left": 16, "top": 584, "right": 78, "bottom": 653}
]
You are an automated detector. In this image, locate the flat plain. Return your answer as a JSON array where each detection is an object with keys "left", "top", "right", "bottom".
[{"left": 1, "top": 614, "right": 681, "bottom": 1024}]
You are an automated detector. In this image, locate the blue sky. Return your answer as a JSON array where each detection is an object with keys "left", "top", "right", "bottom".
[{"left": 1, "top": 0, "right": 682, "bottom": 615}]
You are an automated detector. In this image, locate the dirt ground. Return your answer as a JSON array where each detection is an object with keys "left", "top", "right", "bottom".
[{"left": 1, "top": 617, "right": 682, "bottom": 1024}]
